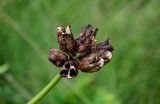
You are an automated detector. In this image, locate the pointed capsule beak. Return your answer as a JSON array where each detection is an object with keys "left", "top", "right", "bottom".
[
  {"left": 65, "top": 26, "right": 71, "bottom": 34},
  {"left": 57, "top": 26, "right": 65, "bottom": 33}
]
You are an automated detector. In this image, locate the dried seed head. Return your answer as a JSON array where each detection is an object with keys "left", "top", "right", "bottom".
[
  {"left": 48, "top": 49, "right": 68, "bottom": 67},
  {"left": 60, "top": 60, "right": 78, "bottom": 79},
  {"left": 75, "top": 24, "right": 98, "bottom": 53},
  {"left": 57, "top": 26, "right": 75, "bottom": 55},
  {"left": 49, "top": 24, "right": 114, "bottom": 79}
]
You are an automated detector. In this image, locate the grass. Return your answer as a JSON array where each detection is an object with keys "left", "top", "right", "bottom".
[{"left": 0, "top": 0, "right": 160, "bottom": 104}]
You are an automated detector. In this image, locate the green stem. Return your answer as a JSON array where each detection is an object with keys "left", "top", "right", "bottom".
[{"left": 27, "top": 73, "right": 62, "bottom": 104}]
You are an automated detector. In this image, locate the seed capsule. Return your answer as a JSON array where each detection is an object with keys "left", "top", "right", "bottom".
[
  {"left": 90, "top": 39, "right": 114, "bottom": 53},
  {"left": 75, "top": 24, "right": 98, "bottom": 53},
  {"left": 48, "top": 48, "right": 69, "bottom": 67},
  {"left": 60, "top": 60, "right": 78, "bottom": 79},
  {"left": 78, "top": 39, "right": 113, "bottom": 72},
  {"left": 78, "top": 51, "right": 112, "bottom": 72},
  {"left": 57, "top": 26, "right": 75, "bottom": 55}
]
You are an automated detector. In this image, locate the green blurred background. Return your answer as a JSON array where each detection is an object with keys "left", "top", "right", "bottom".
[{"left": 0, "top": 0, "right": 160, "bottom": 104}]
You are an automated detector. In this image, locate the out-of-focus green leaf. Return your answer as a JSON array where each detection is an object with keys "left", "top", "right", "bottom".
[
  {"left": 0, "top": 64, "right": 9, "bottom": 75},
  {"left": 93, "top": 87, "right": 121, "bottom": 104}
]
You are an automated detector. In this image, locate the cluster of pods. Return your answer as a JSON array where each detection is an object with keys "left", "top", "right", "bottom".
[{"left": 48, "top": 24, "right": 114, "bottom": 79}]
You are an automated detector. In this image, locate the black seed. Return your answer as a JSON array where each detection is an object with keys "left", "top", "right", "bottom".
[
  {"left": 64, "top": 64, "right": 70, "bottom": 69},
  {"left": 60, "top": 69, "right": 68, "bottom": 77},
  {"left": 70, "top": 68, "right": 78, "bottom": 77}
]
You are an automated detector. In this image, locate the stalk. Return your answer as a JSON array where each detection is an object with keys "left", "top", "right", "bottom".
[{"left": 27, "top": 74, "right": 62, "bottom": 104}]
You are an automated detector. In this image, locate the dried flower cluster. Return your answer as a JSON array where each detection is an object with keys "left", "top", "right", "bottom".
[{"left": 48, "top": 24, "right": 114, "bottom": 79}]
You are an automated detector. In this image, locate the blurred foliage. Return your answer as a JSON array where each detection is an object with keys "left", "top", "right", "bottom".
[
  {"left": 0, "top": 0, "right": 160, "bottom": 104},
  {"left": 0, "top": 64, "right": 9, "bottom": 75}
]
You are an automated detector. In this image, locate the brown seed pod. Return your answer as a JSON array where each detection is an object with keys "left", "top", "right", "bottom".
[
  {"left": 78, "top": 39, "right": 113, "bottom": 73},
  {"left": 60, "top": 59, "right": 78, "bottom": 79},
  {"left": 57, "top": 26, "right": 75, "bottom": 55},
  {"left": 78, "top": 51, "right": 112, "bottom": 72},
  {"left": 90, "top": 39, "right": 114, "bottom": 53},
  {"left": 75, "top": 24, "right": 98, "bottom": 53},
  {"left": 48, "top": 48, "right": 69, "bottom": 67},
  {"left": 78, "top": 53, "right": 100, "bottom": 72}
]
